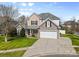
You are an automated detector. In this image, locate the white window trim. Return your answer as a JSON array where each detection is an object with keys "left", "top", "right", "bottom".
[{"left": 47, "top": 21, "right": 50, "bottom": 27}]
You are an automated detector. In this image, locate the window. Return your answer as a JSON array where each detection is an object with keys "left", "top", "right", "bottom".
[
  {"left": 45, "top": 21, "right": 52, "bottom": 27},
  {"left": 47, "top": 21, "right": 50, "bottom": 27},
  {"left": 31, "top": 21, "right": 38, "bottom": 25}
]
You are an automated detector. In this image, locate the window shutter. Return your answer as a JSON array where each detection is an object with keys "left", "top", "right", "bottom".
[
  {"left": 50, "top": 21, "right": 52, "bottom": 27},
  {"left": 45, "top": 22, "right": 47, "bottom": 27}
]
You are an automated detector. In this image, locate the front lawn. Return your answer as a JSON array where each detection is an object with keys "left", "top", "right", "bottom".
[
  {"left": 74, "top": 48, "right": 79, "bottom": 54},
  {"left": 63, "top": 34, "right": 79, "bottom": 46},
  {"left": 0, "top": 50, "right": 26, "bottom": 57},
  {"left": 0, "top": 36, "right": 37, "bottom": 50}
]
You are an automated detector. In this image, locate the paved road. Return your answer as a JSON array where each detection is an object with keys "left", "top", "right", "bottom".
[{"left": 23, "top": 37, "right": 77, "bottom": 57}]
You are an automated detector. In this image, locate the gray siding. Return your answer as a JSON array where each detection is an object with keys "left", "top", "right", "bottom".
[
  {"left": 38, "top": 21, "right": 59, "bottom": 39},
  {"left": 40, "top": 21, "right": 58, "bottom": 31}
]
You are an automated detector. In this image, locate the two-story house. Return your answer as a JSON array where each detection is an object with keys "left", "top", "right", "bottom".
[
  {"left": 18, "top": 13, "right": 60, "bottom": 39},
  {"left": 64, "top": 20, "right": 79, "bottom": 34}
]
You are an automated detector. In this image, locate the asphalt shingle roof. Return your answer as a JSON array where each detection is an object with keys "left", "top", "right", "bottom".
[{"left": 39, "top": 13, "right": 60, "bottom": 20}]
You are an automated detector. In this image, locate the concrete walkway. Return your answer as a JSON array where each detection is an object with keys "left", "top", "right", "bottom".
[
  {"left": 0, "top": 47, "right": 28, "bottom": 53},
  {"left": 23, "top": 37, "right": 77, "bottom": 57},
  {"left": 73, "top": 46, "right": 79, "bottom": 48}
]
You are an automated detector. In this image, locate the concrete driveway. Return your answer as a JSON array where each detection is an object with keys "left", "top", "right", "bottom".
[{"left": 23, "top": 37, "right": 77, "bottom": 57}]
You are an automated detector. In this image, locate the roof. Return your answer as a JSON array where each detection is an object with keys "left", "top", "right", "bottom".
[
  {"left": 29, "top": 13, "right": 40, "bottom": 19},
  {"left": 28, "top": 12, "right": 60, "bottom": 21},
  {"left": 26, "top": 26, "right": 39, "bottom": 29},
  {"left": 39, "top": 13, "right": 60, "bottom": 20},
  {"left": 39, "top": 18, "right": 59, "bottom": 29}
]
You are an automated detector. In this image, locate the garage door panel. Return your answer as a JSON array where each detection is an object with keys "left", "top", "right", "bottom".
[{"left": 40, "top": 32, "right": 57, "bottom": 39}]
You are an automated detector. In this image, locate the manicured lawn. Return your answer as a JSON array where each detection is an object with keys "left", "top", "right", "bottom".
[
  {"left": 0, "top": 50, "right": 26, "bottom": 57},
  {"left": 0, "top": 35, "right": 5, "bottom": 42},
  {"left": 0, "top": 36, "right": 37, "bottom": 50},
  {"left": 63, "top": 34, "right": 79, "bottom": 46},
  {"left": 74, "top": 48, "right": 79, "bottom": 54}
]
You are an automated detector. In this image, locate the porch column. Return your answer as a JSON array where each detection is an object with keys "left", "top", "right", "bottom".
[
  {"left": 25, "top": 29, "right": 28, "bottom": 37},
  {"left": 30, "top": 29, "right": 32, "bottom": 36}
]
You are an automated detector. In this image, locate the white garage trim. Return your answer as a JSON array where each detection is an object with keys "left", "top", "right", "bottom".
[{"left": 40, "top": 32, "right": 57, "bottom": 39}]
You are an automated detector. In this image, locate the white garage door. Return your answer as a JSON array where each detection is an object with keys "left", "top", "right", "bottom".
[{"left": 40, "top": 32, "right": 57, "bottom": 39}]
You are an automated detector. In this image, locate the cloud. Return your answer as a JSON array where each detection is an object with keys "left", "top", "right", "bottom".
[
  {"left": 21, "top": 3, "right": 27, "bottom": 6},
  {"left": 29, "top": 8, "right": 33, "bottom": 11},
  {"left": 28, "top": 2, "right": 34, "bottom": 6},
  {"left": 19, "top": 12, "right": 32, "bottom": 16},
  {"left": 75, "top": 16, "right": 79, "bottom": 21},
  {"left": 62, "top": 16, "right": 79, "bottom": 22},
  {"left": 12, "top": 2, "right": 16, "bottom": 4},
  {"left": 13, "top": 7, "right": 17, "bottom": 10},
  {"left": 61, "top": 16, "right": 73, "bottom": 22},
  {"left": 15, "top": 2, "right": 34, "bottom": 8},
  {"left": 19, "top": 8, "right": 28, "bottom": 11},
  {"left": 19, "top": 8, "right": 33, "bottom": 11}
]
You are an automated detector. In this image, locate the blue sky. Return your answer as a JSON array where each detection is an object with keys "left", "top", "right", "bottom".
[{"left": 0, "top": 2, "right": 79, "bottom": 22}]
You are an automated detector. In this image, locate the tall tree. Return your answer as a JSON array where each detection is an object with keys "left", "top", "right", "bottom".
[
  {"left": 19, "top": 15, "right": 26, "bottom": 27},
  {"left": 71, "top": 17, "right": 76, "bottom": 34},
  {"left": 20, "top": 28, "right": 25, "bottom": 37},
  {"left": 0, "top": 5, "right": 19, "bottom": 42}
]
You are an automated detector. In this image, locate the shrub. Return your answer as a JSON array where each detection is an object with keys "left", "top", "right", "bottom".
[
  {"left": 8, "top": 28, "right": 17, "bottom": 37},
  {"left": 32, "top": 34, "right": 35, "bottom": 37},
  {"left": 20, "top": 28, "right": 25, "bottom": 37}
]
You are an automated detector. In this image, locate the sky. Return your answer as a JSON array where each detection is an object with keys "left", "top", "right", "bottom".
[{"left": 0, "top": 2, "right": 79, "bottom": 22}]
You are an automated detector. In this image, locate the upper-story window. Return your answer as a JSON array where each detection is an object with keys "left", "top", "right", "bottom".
[
  {"left": 31, "top": 21, "right": 38, "bottom": 25},
  {"left": 45, "top": 21, "right": 52, "bottom": 27}
]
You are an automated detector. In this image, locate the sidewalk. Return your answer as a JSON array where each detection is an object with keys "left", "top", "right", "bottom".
[
  {"left": 72, "top": 46, "right": 79, "bottom": 48},
  {"left": 0, "top": 47, "right": 28, "bottom": 53}
]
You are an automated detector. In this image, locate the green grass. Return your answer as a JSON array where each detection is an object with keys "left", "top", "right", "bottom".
[
  {"left": 0, "top": 36, "right": 37, "bottom": 50},
  {"left": 63, "top": 34, "right": 79, "bottom": 46},
  {"left": 74, "top": 48, "right": 79, "bottom": 54},
  {"left": 0, "top": 35, "right": 5, "bottom": 42},
  {"left": 0, "top": 50, "right": 26, "bottom": 57}
]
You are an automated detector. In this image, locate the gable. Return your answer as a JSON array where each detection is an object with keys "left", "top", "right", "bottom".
[
  {"left": 39, "top": 18, "right": 58, "bottom": 28},
  {"left": 29, "top": 13, "right": 40, "bottom": 21},
  {"left": 39, "top": 18, "right": 58, "bottom": 31},
  {"left": 27, "top": 13, "right": 42, "bottom": 26},
  {"left": 52, "top": 20, "right": 59, "bottom": 26}
]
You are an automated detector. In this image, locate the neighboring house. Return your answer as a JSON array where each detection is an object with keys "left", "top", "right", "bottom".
[
  {"left": 17, "top": 13, "right": 60, "bottom": 39},
  {"left": 59, "top": 30, "right": 65, "bottom": 34},
  {"left": 64, "top": 20, "right": 79, "bottom": 34}
]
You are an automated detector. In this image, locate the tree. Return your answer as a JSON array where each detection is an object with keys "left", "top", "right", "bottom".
[
  {"left": 18, "top": 15, "right": 26, "bottom": 28},
  {"left": 71, "top": 17, "right": 76, "bottom": 34},
  {"left": 17, "top": 15, "right": 26, "bottom": 36},
  {"left": 60, "top": 21, "right": 65, "bottom": 30},
  {"left": 20, "top": 28, "right": 25, "bottom": 37},
  {"left": 0, "top": 5, "right": 19, "bottom": 42},
  {"left": 8, "top": 27, "right": 17, "bottom": 37}
]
